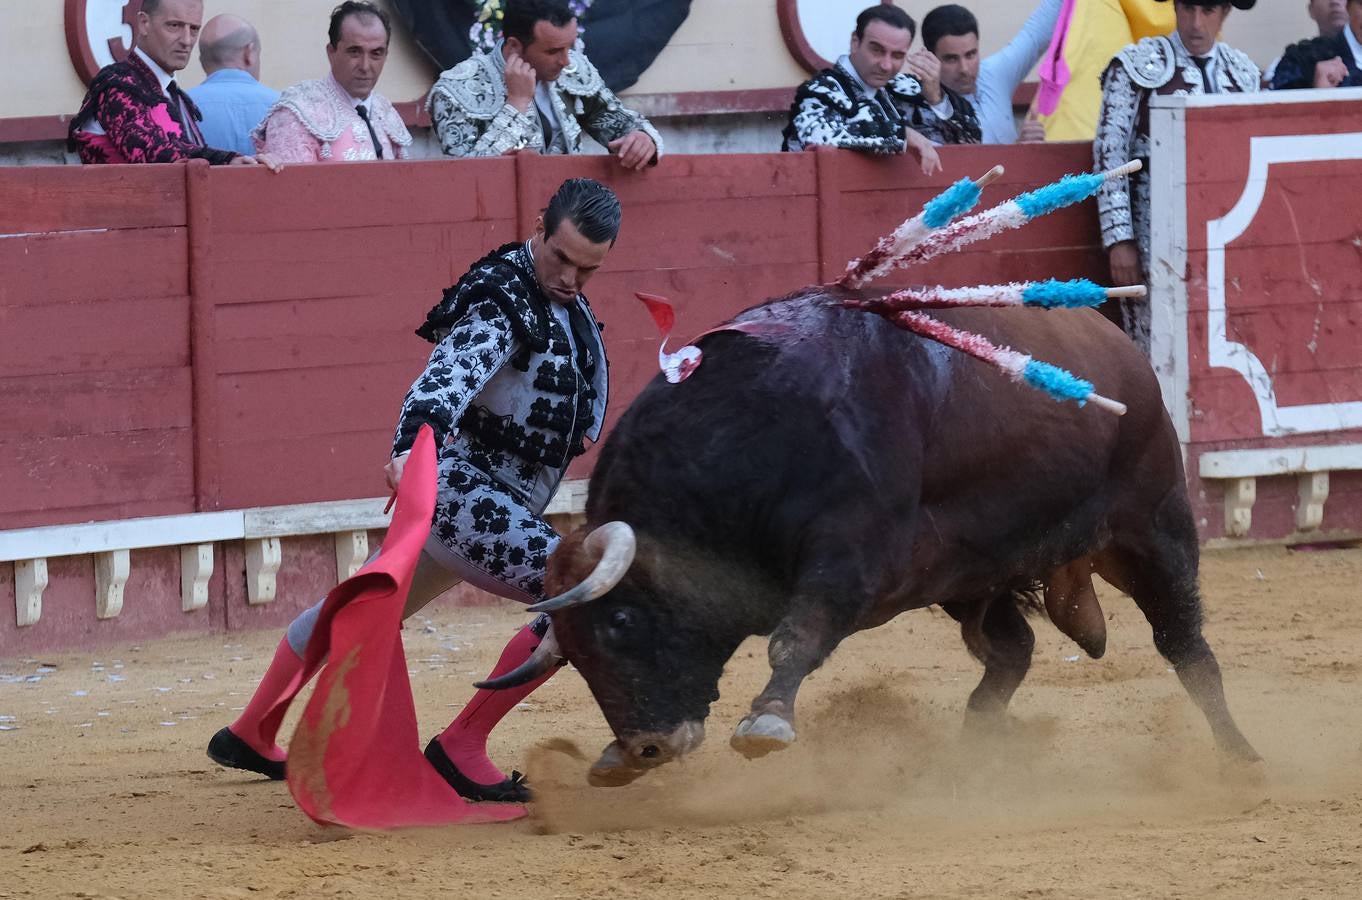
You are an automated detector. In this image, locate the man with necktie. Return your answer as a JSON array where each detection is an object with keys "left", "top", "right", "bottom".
[
  {"left": 1094, "top": 0, "right": 1259, "bottom": 354},
  {"left": 780, "top": 4, "right": 981, "bottom": 176},
  {"left": 427, "top": 0, "right": 662, "bottom": 168},
  {"left": 253, "top": 1, "right": 412, "bottom": 163},
  {"left": 69, "top": 0, "right": 277, "bottom": 168}
]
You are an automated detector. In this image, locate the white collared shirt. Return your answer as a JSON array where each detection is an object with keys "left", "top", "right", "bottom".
[
  {"left": 1346, "top": 23, "right": 1362, "bottom": 68},
  {"left": 1170, "top": 31, "right": 1220, "bottom": 92}
]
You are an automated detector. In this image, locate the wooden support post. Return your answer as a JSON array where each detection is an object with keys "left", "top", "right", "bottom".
[
  {"left": 181, "top": 543, "right": 214, "bottom": 611},
  {"left": 1224, "top": 477, "right": 1256, "bottom": 538},
  {"left": 95, "top": 549, "right": 130, "bottom": 619},
  {"left": 245, "top": 537, "right": 281, "bottom": 605},
  {"left": 15, "top": 559, "right": 47, "bottom": 627},
  {"left": 1296, "top": 471, "right": 1329, "bottom": 532},
  {"left": 335, "top": 530, "right": 368, "bottom": 582}
]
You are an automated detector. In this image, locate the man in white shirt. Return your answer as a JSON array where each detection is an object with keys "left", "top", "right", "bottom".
[{"left": 921, "top": 1, "right": 1063, "bottom": 144}]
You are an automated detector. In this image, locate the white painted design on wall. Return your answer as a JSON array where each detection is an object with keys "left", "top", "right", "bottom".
[
  {"left": 84, "top": 0, "right": 134, "bottom": 71},
  {"left": 1205, "top": 132, "right": 1362, "bottom": 436},
  {"left": 797, "top": 0, "right": 868, "bottom": 65}
]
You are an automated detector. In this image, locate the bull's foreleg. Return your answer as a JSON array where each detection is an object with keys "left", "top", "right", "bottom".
[
  {"left": 731, "top": 604, "right": 855, "bottom": 759},
  {"left": 946, "top": 597, "right": 1036, "bottom": 734}
]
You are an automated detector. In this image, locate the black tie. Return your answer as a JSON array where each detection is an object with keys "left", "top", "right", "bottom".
[
  {"left": 166, "top": 80, "right": 204, "bottom": 146},
  {"left": 355, "top": 103, "right": 385, "bottom": 159},
  {"left": 1193, "top": 56, "right": 1217, "bottom": 94},
  {"left": 536, "top": 102, "right": 555, "bottom": 151}
]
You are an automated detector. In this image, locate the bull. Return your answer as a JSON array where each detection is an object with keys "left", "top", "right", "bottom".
[{"left": 484, "top": 285, "right": 1261, "bottom": 785}]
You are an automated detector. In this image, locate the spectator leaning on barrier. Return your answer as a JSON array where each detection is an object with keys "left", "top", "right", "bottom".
[
  {"left": 1094, "top": 0, "right": 1259, "bottom": 355},
  {"left": 209, "top": 178, "right": 621, "bottom": 807},
  {"left": 921, "top": 1, "right": 1063, "bottom": 145},
  {"left": 427, "top": 0, "right": 662, "bottom": 169},
  {"left": 252, "top": 1, "right": 412, "bottom": 163},
  {"left": 187, "top": 15, "right": 280, "bottom": 156},
  {"left": 781, "top": 4, "right": 980, "bottom": 176},
  {"left": 69, "top": 0, "right": 277, "bottom": 168},
  {"left": 1263, "top": 0, "right": 1349, "bottom": 83},
  {"left": 1269, "top": 0, "right": 1362, "bottom": 89}
]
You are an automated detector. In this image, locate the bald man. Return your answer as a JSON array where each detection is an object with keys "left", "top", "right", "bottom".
[{"left": 188, "top": 14, "right": 280, "bottom": 155}]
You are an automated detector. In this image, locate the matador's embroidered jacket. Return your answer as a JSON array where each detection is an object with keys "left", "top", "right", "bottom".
[
  {"left": 782, "top": 59, "right": 981, "bottom": 153},
  {"left": 1094, "top": 33, "right": 1257, "bottom": 352},
  {"left": 392, "top": 242, "right": 609, "bottom": 513},
  {"left": 70, "top": 53, "right": 237, "bottom": 165},
  {"left": 1095, "top": 34, "right": 1259, "bottom": 258},
  {"left": 426, "top": 46, "right": 662, "bottom": 160}
]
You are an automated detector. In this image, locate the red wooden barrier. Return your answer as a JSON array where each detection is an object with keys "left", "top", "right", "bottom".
[{"left": 0, "top": 146, "right": 1109, "bottom": 654}]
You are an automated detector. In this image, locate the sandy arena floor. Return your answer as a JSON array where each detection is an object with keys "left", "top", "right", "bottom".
[{"left": 2, "top": 544, "right": 1360, "bottom": 899}]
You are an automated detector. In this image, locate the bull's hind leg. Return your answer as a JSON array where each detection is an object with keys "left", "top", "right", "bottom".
[
  {"left": 1101, "top": 491, "right": 1261, "bottom": 762},
  {"left": 946, "top": 595, "right": 1036, "bottom": 734}
]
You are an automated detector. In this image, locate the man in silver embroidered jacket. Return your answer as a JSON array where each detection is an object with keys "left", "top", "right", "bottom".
[
  {"left": 781, "top": 4, "right": 981, "bottom": 176},
  {"left": 427, "top": 0, "right": 662, "bottom": 169},
  {"left": 208, "top": 179, "right": 617, "bottom": 806},
  {"left": 1094, "top": 0, "right": 1259, "bottom": 353}
]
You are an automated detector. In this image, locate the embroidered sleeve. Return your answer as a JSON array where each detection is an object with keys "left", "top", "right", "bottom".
[
  {"left": 392, "top": 297, "right": 518, "bottom": 457},
  {"left": 787, "top": 79, "right": 905, "bottom": 155},
  {"left": 430, "top": 91, "right": 541, "bottom": 157},
  {"left": 908, "top": 87, "right": 982, "bottom": 145},
  {"left": 1094, "top": 60, "right": 1140, "bottom": 248},
  {"left": 577, "top": 84, "right": 664, "bottom": 162},
  {"left": 96, "top": 80, "right": 236, "bottom": 165},
  {"left": 256, "top": 108, "right": 322, "bottom": 163}
]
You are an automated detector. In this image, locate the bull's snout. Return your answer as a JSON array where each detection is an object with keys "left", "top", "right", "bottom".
[{"left": 587, "top": 721, "right": 705, "bottom": 787}]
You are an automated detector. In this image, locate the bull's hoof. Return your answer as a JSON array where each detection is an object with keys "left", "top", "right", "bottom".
[{"left": 730, "top": 713, "right": 796, "bottom": 759}]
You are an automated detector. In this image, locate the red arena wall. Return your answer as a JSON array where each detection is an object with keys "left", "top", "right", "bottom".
[
  {"left": 13, "top": 125, "right": 1350, "bottom": 656},
  {"left": 1148, "top": 91, "right": 1362, "bottom": 545}
]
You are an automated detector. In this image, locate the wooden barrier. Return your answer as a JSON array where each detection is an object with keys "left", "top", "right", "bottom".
[
  {"left": 1149, "top": 89, "right": 1362, "bottom": 545},
  {"left": 2, "top": 144, "right": 1108, "bottom": 654}
]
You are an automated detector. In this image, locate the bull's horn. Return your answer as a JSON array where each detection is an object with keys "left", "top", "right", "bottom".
[
  {"left": 474, "top": 624, "right": 563, "bottom": 690},
  {"left": 526, "top": 521, "right": 636, "bottom": 613}
]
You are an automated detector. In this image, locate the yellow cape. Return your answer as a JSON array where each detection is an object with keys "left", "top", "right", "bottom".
[{"left": 1037, "top": 0, "right": 1175, "bottom": 142}]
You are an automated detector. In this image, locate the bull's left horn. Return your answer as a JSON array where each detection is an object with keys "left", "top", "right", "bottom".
[
  {"left": 474, "top": 624, "right": 563, "bottom": 690},
  {"left": 526, "top": 521, "right": 636, "bottom": 613}
]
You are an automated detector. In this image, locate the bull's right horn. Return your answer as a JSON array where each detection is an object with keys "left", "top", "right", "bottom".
[{"left": 526, "top": 521, "right": 636, "bottom": 613}]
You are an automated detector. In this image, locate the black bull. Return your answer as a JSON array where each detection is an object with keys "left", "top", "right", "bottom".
[{"left": 530, "top": 287, "right": 1260, "bottom": 784}]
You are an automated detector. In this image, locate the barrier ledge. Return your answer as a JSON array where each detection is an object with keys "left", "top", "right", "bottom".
[
  {"left": 1198, "top": 445, "right": 1362, "bottom": 538},
  {"left": 4, "top": 479, "right": 588, "bottom": 628}
]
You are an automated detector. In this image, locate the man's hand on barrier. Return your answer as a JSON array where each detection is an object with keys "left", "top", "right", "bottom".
[
  {"left": 904, "top": 127, "right": 942, "bottom": 177},
  {"left": 1018, "top": 109, "right": 1046, "bottom": 144},
  {"left": 1107, "top": 241, "right": 1143, "bottom": 287},
  {"left": 230, "top": 153, "right": 284, "bottom": 173},
  {"left": 608, "top": 131, "right": 656, "bottom": 170},
  {"left": 384, "top": 451, "right": 410, "bottom": 493}
]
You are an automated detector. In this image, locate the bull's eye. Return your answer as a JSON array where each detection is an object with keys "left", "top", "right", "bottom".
[{"left": 610, "top": 609, "right": 632, "bottom": 630}]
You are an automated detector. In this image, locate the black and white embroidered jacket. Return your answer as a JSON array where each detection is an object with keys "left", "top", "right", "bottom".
[
  {"left": 392, "top": 241, "right": 608, "bottom": 510},
  {"left": 781, "top": 58, "right": 981, "bottom": 153}
]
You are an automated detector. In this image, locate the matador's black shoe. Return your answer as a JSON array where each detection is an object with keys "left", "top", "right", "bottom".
[
  {"left": 424, "top": 737, "right": 531, "bottom": 803},
  {"left": 207, "top": 726, "right": 287, "bottom": 780}
]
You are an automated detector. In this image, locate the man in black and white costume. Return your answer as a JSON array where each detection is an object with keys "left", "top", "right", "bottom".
[
  {"left": 208, "top": 178, "right": 618, "bottom": 805},
  {"left": 1095, "top": 0, "right": 1258, "bottom": 353}
]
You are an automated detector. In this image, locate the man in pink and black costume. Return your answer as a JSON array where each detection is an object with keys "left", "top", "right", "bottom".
[
  {"left": 70, "top": 0, "right": 273, "bottom": 168},
  {"left": 208, "top": 178, "right": 618, "bottom": 804}
]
